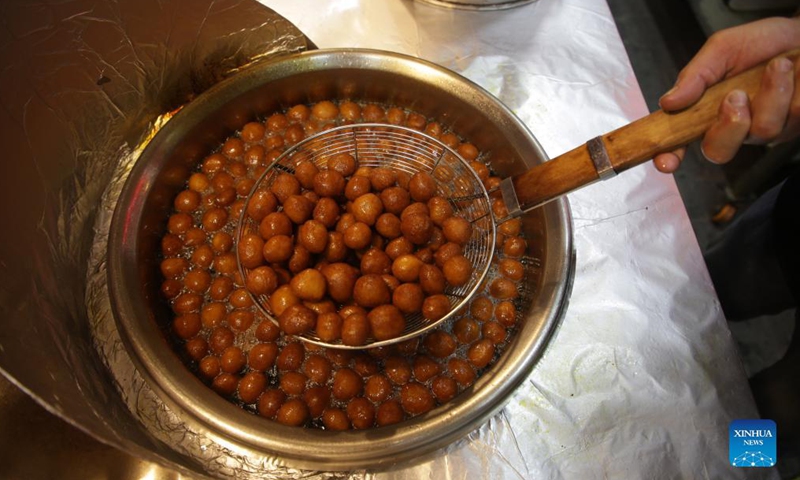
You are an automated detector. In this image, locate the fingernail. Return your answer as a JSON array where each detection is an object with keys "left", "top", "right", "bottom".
[
  {"left": 771, "top": 57, "right": 793, "bottom": 73},
  {"left": 660, "top": 82, "right": 679, "bottom": 101},
  {"left": 699, "top": 144, "right": 719, "bottom": 164},
  {"left": 727, "top": 90, "right": 748, "bottom": 107}
]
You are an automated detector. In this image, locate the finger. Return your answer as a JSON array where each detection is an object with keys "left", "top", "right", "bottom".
[
  {"left": 659, "top": 17, "right": 800, "bottom": 112},
  {"left": 775, "top": 58, "right": 800, "bottom": 143},
  {"left": 700, "top": 90, "right": 751, "bottom": 164},
  {"left": 748, "top": 57, "right": 794, "bottom": 143},
  {"left": 653, "top": 148, "right": 686, "bottom": 173},
  {"left": 659, "top": 42, "right": 734, "bottom": 111},
  {"left": 659, "top": 29, "right": 746, "bottom": 111}
]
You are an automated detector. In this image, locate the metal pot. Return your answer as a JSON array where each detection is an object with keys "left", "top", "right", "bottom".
[{"left": 108, "top": 48, "right": 574, "bottom": 471}]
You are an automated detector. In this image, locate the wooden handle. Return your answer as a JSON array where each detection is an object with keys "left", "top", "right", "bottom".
[{"left": 510, "top": 48, "right": 800, "bottom": 212}]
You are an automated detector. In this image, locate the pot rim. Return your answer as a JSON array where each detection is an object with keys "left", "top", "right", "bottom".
[{"left": 107, "top": 48, "right": 574, "bottom": 471}]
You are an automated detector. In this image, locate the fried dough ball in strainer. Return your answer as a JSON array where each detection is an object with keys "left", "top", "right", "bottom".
[
  {"left": 315, "top": 312, "right": 344, "bottom": 343},
  {"left": 345, "top": 175, "right": 372, "bottom": 201},
  {"left": 391, "top": 254, "right": 423, "bottom": 283},
  {"left": 352, "top": 193, "right": 384, "bottom": 226},
  {"left": 442, "top": 254, "right": 472, "bottom": 287},
  {"left": 270, "top": 173, "right": 301, "bottom": 204},
  {"left": 259, "top": 211, "right": 293, "bottom": 240},
  {"left": 370, "top": 168, "right": 397, "bottom": 192},
  {"left": 419, "top": 264, "right": 446, "bottom": 295},
  {"left": 246, "top": 190, "right": 278, "bottom": 222},
  {"left": 313, "top": 170, "right": 346, "bottom": 198},
  {"left": 237, "top": 234, "right": 264, "bottom": 269},
  {"left": 283, "top": 194, "right": 314, "bottom": 225},
  {"left": 329, "top": 153, "right": 357, "bottom": 177},
  {"left": 313, "top": 197, "right": 340, "bottom": 228},
  {"left": 427, "top": 196, "right": 453, "bottom": 226},
  {"left": 290, "top": 268, "right": 327, "bottom": 301},
  {"left": 434, "top": 242, "right": 462, "bottom": 268},
  {"left": 385, "top": 236, "right": 414, "bottom": 260},
  {"left": 278, "top": 304, "right": 317, "bottom": 336},
  {"left": 400, "top": 213, "right": 433, "bottom": 245},
  {"left": 408, "top": 172, "right": 437, "bottom": 202},
  {"left": 353, "top": 274, "right": 391, "bottom": 308},
  {"left": 368, "top": 304, "right": 406, "bottom": 341},
  {"left": 269, "top": 285, "right": 300, "bottom": 317},
  {"left": 400, "top": 202, "right": 429, "bottom": 220},
  {"left": 375, "top": 213, "right": 402, "bottom": 239},
  {"left": 294, "top": 161, "right": 319, "bottom": 190},
  {"left": 380, "top": 187, "right": 411, "bottom": 216},
  {"left": 341, "top": 312, "right": 370, "bottom": 346},
  {"left": 343, "top": 222, "right": 372, "bottom": 250},
  {"left": 263, "top": 235, "right": 293, "bottom": 264},
  {"left": 392, "top": 283, "right": 424, "bottom": 314},
  {"left": 442, "top": 217, "right": 473, "bottom": 245},
  {"left": 360, "top": 248, "right": 392, "bottom": 275},
  {"left": 297, "top": 219, "right": 329, "bottom": 254},
  {"left": 421, "top": 294, "right": 451, "bottom": 322}
]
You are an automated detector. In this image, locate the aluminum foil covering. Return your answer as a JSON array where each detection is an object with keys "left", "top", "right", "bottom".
[
  {"left": 0, "top": 0, "right": 310, "bottom": 477},
  {"left": 261, "top": 0, "right": 778, "bottom": 478},
  {"left": 0, "top": 0, "right": 777, "bottom": 477}
]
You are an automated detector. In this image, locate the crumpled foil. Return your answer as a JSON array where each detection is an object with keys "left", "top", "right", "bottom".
[
  {"left": 0, "top": 0, "right": 309, "bottom": 477},
  {"left": 0, "top": 0, "right": 778, "bottom": 478},
  {"left": 258, "top": 0, "right": 776, "bottom": 479}
]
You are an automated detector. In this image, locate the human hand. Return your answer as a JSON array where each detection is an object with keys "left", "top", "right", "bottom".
[{"left": 654, "top": 16, "right": 800, "bottom": 173}]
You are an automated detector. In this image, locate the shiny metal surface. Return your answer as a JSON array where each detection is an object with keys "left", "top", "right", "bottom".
[
  {"left": 108, "top": 48, "right": 573, "bottom": 471},
  {"left": 415, "top": 0, "right": 538, "bottom": 10},
  {"left": 0, "top": 375, "right": 192, "bottom": 480},
  {"left": 587, "top": 136, "right": 616, "bottom": 181},
  {"left": 0, "top": 0, "right": 311, "bottom": 476}
]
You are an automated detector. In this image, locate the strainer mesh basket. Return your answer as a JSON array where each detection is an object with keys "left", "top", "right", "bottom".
[{"left": 238, "top": 123, "right": 496, "bottom": 348}]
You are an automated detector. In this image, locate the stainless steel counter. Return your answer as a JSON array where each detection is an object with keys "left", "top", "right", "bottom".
[{"left": 0, "top": 375, "right": 186, "bottom": 479}]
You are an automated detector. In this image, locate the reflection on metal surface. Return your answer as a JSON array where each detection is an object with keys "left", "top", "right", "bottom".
[
  {"left": 0, "top": 0, "right": 310, "bottom": 477},
  {"left": 0, "top": 375, "right": 192, "bottom": 480},
  {"left": 415, "top": 0, "right": 537, "bottom": 10}
]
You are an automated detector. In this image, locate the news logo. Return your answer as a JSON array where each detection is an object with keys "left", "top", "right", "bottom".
[{"left": 729, "top": 419, "right": 777, "bottom": 468}]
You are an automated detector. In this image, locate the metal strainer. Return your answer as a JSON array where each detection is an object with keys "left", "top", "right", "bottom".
[{"left": 237, "top": 123, "right": 496, "bottom": 349}]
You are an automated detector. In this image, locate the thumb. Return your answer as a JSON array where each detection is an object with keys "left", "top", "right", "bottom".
[
  {"left": 659, "top": 43, "right": 736, "bottom": 111},
  {"left": 659, "top": 75, "right": 711, "bottom": 112}
]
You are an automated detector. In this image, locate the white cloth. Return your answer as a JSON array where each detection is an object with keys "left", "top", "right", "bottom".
[{"left": 259, "top": 1, "right": 772, "bottom": 478}]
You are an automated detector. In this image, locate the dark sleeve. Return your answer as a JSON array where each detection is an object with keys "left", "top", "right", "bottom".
[{"left": 774, "top": 168, "right": 800, "bottom": 302}]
